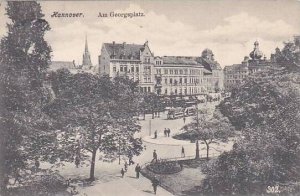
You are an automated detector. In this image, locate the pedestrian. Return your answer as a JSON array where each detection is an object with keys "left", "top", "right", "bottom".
[
  {"left": 179, "top": 162, "right": 183, "bottom": 170},
  {"left": 75, "top": 156, "right": 80, "bottom": 168},
  {"left": 35, "top": 157, "right": 40, "bottom": 171},
  {"left": 121, "top": 168, "right": 125, "bottom": 178},
  {"left": 164, "top": 128, "right": 167, "bottom": 137},
  {"left": 152, "top": 150, "right": 158, "bottom": 163},
  {"left": 154, "top": 130, "right": 157, "bottom": 139},
  {"left": 183, "top": 116, "right": 186, "bottom": 124},
  {"left": 124, "top": 161, "right": 128, "bottom": 172},
  {"left": 135, "top": 163, "right": 141, "bottom": 178},
  {"left": 129, "top": 156, "right": 134, "bottom": 165},
  {"left": 167, "top": 128, "right": 171, "bottom": 137},
  {"left": 151, "top": 177, "right": 160, "bottom": 194},
  {"left": 66, "top": 178, "right": 71, "bottom": 187},
  {"left": 181, "top": 146, "right": 185, "bottom": 158}
]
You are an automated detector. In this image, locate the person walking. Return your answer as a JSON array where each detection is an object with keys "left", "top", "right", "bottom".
[
  {"left": 35, "top": 157, "right": 40, "bottom": 172},
  {"left": 121, "top": 168, "right": 125, "bottom": 178},
  {"left": 151, "top": 177, "right": 160, "bottom": 195},
  {"left": 181, "top": 146, "right": 185, "bottom": 158},
  {"left": 124, "top": 161, "right": 128, "bottom": 172},
  {"left": 152, "top": 150, "right": 158, "bottom": 163},
  {"left": 75, "top": 156, "right": 80, "bottom": 168},
  {"left": 135, "top": 163, "right": 141, "bottom": 178},
  {"left": 129, "top": 156, "right": 134, "bottom": 165},
  {"left": 154, "top": 130, "right": 158, "bottom": 139},
  {"left": 164, "top": 128, "right": 167, "bottom": 137},
  {"left": 167, "top": 128, "right": 171, "bottom": 137},
  {"left": 179, "top": 162, "right": 183, "bottom": 170},
  {"left": 183, "top": 116, "right": 186, "bottom": 124}
]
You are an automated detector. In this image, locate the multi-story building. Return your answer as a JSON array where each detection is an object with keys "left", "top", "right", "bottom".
[
  {"left": 153, "top": 51, "right": 223, "bottom": 96},
  {"left": 98, "top": 41, "right": 155, "bottom": 93},
  {"left": 98, "top": 41, "right": 224, "bottom": 95},
  {"left": 224, "top": 41, "right": 273, "bottom": 91}
]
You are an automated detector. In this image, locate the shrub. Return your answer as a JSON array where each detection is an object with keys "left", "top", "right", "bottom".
[{"left": 146, "top": 160, "right": 182, "bottom": 174}]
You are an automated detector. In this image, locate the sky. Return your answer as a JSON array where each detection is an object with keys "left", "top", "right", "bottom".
[{"left": 0, "top": 0, "right": 300, "bottom": 67}]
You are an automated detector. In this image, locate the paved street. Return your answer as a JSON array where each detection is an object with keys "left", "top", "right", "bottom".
[{"left": 42, "top": 101, "right": 234, "bottom": 196}]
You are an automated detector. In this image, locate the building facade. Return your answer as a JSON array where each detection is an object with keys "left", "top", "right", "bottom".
[
  {"left": 224, "top": 41, "right": 273, "bottom": 91},
  {"left": 99, "top": 41, "right": 155, "bottom": 93},
  {"left": 98, "top": 41, "right": 224, "bottom": 95}
]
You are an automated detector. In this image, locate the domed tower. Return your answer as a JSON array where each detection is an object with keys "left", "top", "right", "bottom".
[
  {"left": 249, "top": 41, "right": 263, "bottom": 60},
  {"left": 202, "top": 48, "right": 214, "bottom": 61}
]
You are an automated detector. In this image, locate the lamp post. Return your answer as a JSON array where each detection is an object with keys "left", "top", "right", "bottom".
[
  {"left": 118, "top": 137, "right": 121, "bottom": 165},
  {"left": 195, "top": 100, "right": 200, "bottom": 160},
  {"left": 149, "top": 119, "right": 152, "bottom": 136}
]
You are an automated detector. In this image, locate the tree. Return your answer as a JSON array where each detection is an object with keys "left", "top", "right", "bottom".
[
  {"left": 141, "top": 93, "right": 163, "bottom": 119},
  {"left": 273, "top": 37, "right": 300, "bottom": 70},
  {"left": 45, "top": 73, "right": 143, "bottom": 181},
  {"left": 182, "top": 109, "right": 234, "bottom": 160},
  {"left": 0, "top": 1, "right": 54, "bottom": 192},
  {"left": 206, "top": 39, "right": 300, "bottom": 195}
]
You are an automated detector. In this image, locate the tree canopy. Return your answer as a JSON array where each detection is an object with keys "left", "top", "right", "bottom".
[
  {"left": 45, "top": 71, "right": 143, "bottom": 180},
  {"left": 204, "top": 40, "right": 300, "bottom": 195},
  {"left": 0, "top": 1, "right": 54, "bottom": 192}
]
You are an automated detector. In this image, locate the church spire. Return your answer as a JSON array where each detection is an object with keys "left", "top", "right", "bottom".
[
  {"left": 82, "top": 35, "right": 92, "bottom": 67},
  {"left": 85, "top": 34, "right": 89, "bottom": 53}
]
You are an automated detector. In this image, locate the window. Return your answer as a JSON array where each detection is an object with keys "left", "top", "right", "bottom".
[
  {"left": 170, "top": 78, "right": 173, "bottom": 84},
  {"left": 175, "top": 70, "right": 178, "bottom": 75},
  {"left": 164, "top": 69, "right": 168, "bottom": 74},
  {"left": 131, "top": 66, "right": 134, "bottom": 73},
  {"left": 179, "top": 78, "right": 182, "bottom": 84},
  {"left": 170, "top": 69, "right": 174, "bottom": 74},
  {"left": 165, "top": 89, "right": 168, "bottom": 94},
  {"left": 120, "top": 65, "right": 123, "bottom": 72},
  {"left": 148, "top": 87, "right": 151, "bottom": 92},
  {"left": 184, "top": 78, "right": 187, "bottom": 83},
  {"left": 113, "top": 66, "right": 116, "bottom": 72},
  {"left": 179, "top": 70, "right": 183, "bottom": 74},
  {"left": 165, "top": 78, "right": 168, "bottom": 84},
  {"left": 136, "top": 66, "right": 139, "bottom": 72}
]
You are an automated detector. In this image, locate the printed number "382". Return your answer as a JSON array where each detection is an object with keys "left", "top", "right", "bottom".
[{"left": 266, "top": 185, "right": 280, "bottom": 193}]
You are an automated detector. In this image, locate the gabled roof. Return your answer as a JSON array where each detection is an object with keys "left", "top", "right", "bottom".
[{"left": 103, "top": 42, "right": 145, "bottom": 60}]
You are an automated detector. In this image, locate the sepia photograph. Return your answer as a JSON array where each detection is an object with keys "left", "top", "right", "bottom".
[{"left": 0, "top": 0, "right": 299, "bottom": 195}]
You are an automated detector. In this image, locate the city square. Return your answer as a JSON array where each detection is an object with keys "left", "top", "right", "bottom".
[{"left": 0, "top": 1, "right": 299, "bottom": 196}]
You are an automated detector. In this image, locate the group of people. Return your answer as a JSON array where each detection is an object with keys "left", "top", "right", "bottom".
[
  {"left": 163, "top": 128, "right": 171, "bottom": 137},
  {"left": 120, "top": 159, "right": 141, "bottom": 179},
  {"left": 153, "top": 128, "right": 172, "bottom": 139}
]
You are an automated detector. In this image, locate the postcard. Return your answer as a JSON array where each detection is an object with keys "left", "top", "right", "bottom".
[{"left": 0, "top": 0, "right": 299, "bottom": 196}]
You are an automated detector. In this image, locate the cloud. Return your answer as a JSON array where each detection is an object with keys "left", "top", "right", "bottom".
[{"left": 1, "top": 3, "right": 296, "bottom": 67}]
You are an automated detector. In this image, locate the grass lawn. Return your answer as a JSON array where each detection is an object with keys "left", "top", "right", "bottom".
[{"left": 141, "top": 159, "right": 209, "bottom": 196}]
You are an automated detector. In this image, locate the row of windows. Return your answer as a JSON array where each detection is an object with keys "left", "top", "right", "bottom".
[
  {"left": 226, "top": 80, "right": 242, "bottom": 84},
  {"left": 163, "top": 77, "right": 202, "bottom": 85},
  {"left": 156, "top": 68, "right": 202, "bottom": 75},
  {"left": 143, "top": 77, "right": 152, "bottom": 83},
  {"left": 113, "top": 65, "right": 139, "bottom": 73},
  {"left": 164, "top": 87, "right": 202, "bottom": 95},
  {"left": 156, "top": 61, "right": 162, "bottom": 65},
  {"left": 144, "top": 57, "right": 151, "bottom": 63},
  {"left": 140, "top": 86, "right": 151, "bottom": 93}
]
